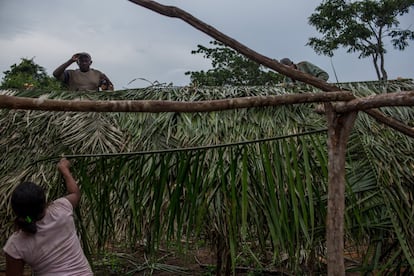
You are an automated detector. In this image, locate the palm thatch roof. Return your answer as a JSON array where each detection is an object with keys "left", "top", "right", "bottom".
[{"left": 1, "top": 79, "right": 413, "bottom": 273}]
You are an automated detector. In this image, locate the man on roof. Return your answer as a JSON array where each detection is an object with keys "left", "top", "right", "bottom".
[
  {"left": 53, "top": 52, "right": 114, "bottom": 91},
  {"left": 280, "top": 58, "right": 329, "bottom": 83}
]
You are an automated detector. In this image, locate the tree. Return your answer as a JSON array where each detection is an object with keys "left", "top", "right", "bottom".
[
  {"left": 1, "top": 58, "right": 62, "bottom": 90},
  {"left": 307, "top": 0, "right": 414, "bottom": 81},
  {"left": 185, "top": 41, "right": 283, "bottom": 86}
]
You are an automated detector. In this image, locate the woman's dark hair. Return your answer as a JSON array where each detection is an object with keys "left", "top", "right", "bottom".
[{"left": 11, "top": 182, "right": 46, "bottom": 234}]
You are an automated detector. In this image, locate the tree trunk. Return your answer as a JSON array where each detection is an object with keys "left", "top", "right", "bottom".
[
  {"left": 372, "top": 53, "right": 381, "bottom": 81},
  {"left": 377, "top": 26, "right": 388, "bottom": 81},
  {"left": 379, "top": 51, "right": 388, "bottom": 81}
]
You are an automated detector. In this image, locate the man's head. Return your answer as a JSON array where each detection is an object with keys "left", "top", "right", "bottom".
[
  {"left": 280, "top": 58, "right": 294, "bottom": 66},
  {"left": 76, "top": 52, "right": 92, "bottom": 72}
]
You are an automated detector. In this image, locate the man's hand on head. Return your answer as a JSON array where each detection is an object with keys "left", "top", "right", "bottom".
[{"left": 71, "top": 54, "right": 80, "bottom": 63}]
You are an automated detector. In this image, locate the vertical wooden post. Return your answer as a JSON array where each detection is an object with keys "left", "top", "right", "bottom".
[{"left": 325, "top": 103, "right": 357, "bottom": 276}]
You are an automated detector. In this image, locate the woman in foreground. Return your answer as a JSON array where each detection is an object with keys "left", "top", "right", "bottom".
[{"left": 3, "top": 158, "right": 93, "bottom": 276}]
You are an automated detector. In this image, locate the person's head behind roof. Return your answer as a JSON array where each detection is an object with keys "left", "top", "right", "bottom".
[
  {"left": 280, "top": 58, "right": 293, "bottom": 66},
  {"left": 77, "top": 52, "right": 92, "bottom": 72}
]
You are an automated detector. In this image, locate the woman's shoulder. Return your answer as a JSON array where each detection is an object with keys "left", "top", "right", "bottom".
[
  {"left": 37, "top": 197, "right": 73, "bottom": 226},
  {"left": 48, "top": 197, "right": 73, "bottom": 213}
]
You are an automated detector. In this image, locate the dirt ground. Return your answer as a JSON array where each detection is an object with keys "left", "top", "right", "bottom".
[
  {"left": 0, "top": 247, "right": 218, "bottom": 276},
  {"left": 1, "top": 241, "right": 410, "bottom": 275},
  {"left": 92, "top": 247, "right": 217, "bottom": 275},
  {"left": 0, "top": 246, "right": 292, "bottom": 275}
]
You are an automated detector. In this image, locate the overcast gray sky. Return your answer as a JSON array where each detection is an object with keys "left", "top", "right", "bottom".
[{"left": 1, "top": 0, "right": 413, "bottom": 89}]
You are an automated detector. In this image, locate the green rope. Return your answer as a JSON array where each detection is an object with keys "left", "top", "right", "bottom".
[{"left": 32, "top": 128, "right": 327, "bottom": 165}]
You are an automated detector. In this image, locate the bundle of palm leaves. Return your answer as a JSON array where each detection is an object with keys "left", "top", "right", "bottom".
[{"left": 1, "top": 79, "right": 413, "bottom": 274}]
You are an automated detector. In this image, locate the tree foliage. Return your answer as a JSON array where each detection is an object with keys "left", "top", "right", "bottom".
[
  {"left": 307, "top": 0, "right": 414, "bottom": 81},
  {"left": 1, "top": 58, "right": 62, "bottom": 90},
  {"left": 185, "top": 41, "right": 283, "bottom": 86}
]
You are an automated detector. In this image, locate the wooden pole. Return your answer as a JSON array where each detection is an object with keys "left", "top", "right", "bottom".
[{"left": 325, "top": 103, "right": 357, "bottom": 275}]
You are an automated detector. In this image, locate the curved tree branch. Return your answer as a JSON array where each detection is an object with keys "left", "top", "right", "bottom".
[{"left": 128, "top": 0, "right": 338, "bottom": 91}]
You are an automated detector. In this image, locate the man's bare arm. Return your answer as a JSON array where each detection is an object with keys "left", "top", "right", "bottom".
[{"left": 53, "top": 54, "right": 79, "bottom": 79}]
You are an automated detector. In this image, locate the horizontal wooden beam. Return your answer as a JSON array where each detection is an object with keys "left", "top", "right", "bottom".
[
  {"left": 334, "top": 91, "right": 414, "bottom": 112},
  {"left": 0, "top": 91, "right": 354, "bottom": 113}
]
